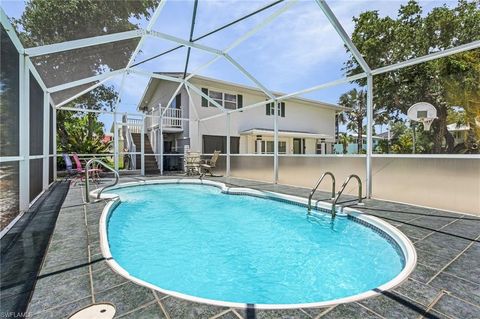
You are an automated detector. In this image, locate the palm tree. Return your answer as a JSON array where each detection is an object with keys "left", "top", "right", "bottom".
[
  {"left": 339, "top": 89, "right": 390, "bottom": 153},
  {"left": 337, "top": 133, "right": 351, "bottom": 154},
  {"left": 339, "top": 89, "right": 366, "bottom": 153}
]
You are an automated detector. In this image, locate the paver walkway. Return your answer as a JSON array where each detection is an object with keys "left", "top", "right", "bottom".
[{"left": 26, "top": 176, "right": 480, "bottom": 319}]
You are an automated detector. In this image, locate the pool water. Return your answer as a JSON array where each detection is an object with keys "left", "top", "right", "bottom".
[{"left": 106, "top": 184, "right": 404, "bottom": 305}]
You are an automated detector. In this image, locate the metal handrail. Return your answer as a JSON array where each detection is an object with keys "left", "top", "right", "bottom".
[
  {"left": 307, "top": 172, "right": 335, "bottom": 213},
  {"left": 331, "top": 174, "right": 364, "bottom": 218},
  {"left": 85, "top": 159, "right": 120, "bottom": 203}
]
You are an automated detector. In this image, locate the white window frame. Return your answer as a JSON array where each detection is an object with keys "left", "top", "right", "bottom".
[
  {"left": 256, "top": 140, "right": 287, "bottom": 154},
  {"left": 208, "top": 90, "right": 238, "bottom": 110}
]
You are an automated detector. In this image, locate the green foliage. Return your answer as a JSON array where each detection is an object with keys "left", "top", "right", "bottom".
[
  {"left": 14, "top": 0, "right": 158, "bottom": 46},
  {"left": 14, "top": 0, "right": 158, "bottom": 155},
  {"left": 345, "top": 0, "right": 480, "bottom": 153},
  {"left": 442, "top": 50, "right": 480, "bottom": 153},
  {"left": 337, "top": 133, "right": 352, "bottom": 154},
  {"left": 60, "top": 111, "right": 111, "bottom": 154},
  {"left": 386, "top": 122, "right": 433, "bottom": 154}
]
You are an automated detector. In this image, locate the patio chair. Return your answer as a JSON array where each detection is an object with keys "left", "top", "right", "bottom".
[
  {"left": 71, "top": 153, "right": 102, "bottom": 184},
  {"left": 185, "top": 152, "right": 201, "bottom": 176},
  {"left": 199, "top": 150, "right": 222, "bottom": 179},
  {"left": 62, "top": 153, "right": 77, "bottom": 179}
]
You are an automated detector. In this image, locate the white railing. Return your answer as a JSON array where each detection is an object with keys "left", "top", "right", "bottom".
[
  {"left": 144, "top": 105, "right": 184, "bottom": 131},
  {"left": 161, "top": 107, "right": 183, "bottom": 129},
  {"left": 127, "top": 118, "right": 143, "bottom": 133}
]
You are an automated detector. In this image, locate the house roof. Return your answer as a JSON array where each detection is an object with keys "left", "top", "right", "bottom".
[
  {"left": 137, "top": 72, "right": 346, "bottom": 113},
  {"left": 447, "top": 123, "right": 470, "bottom": 131}
]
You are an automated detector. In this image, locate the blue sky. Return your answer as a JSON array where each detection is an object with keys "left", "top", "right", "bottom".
[{"left": 2, "top": 0, "right": 458, "bottom": 132}]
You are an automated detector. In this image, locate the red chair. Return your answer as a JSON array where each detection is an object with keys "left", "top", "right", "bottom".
[{"left": 71, "top": 153, "right": 102, "bottom": 185}]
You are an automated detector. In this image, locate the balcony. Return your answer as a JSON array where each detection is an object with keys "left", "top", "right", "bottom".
[{"left": 146, "top": 106, "right": 183, "bottom": 132}]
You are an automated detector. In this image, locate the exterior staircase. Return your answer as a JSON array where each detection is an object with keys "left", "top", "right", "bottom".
[{"left": 130, "top": 133, "right": 160, "bottom": 174}]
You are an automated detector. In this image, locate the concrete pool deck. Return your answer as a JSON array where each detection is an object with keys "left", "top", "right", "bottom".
[{"left": 25, "top": 176, "right": 480, "bottom": 319}]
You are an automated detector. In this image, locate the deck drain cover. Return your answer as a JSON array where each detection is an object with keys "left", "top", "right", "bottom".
[{"left": 68, "top": 303, "right": 115, "bottom": 319}]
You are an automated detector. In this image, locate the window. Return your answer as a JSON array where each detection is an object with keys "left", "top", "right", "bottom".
[
  {"left": 209, "top": 90, "right": 223, "bottom": 107},
  {"left": 171, "top": 93, "right": 181, "bottom": 108},
  {"left": 202, "top": 135, "right": 239, "bottom": 154},
  {"left": 293, "top": 138, "right": 305, "bottom": 154},
  {"left": 265, "top": 102, "right": 285, "bottom": 117},
  {"left": 316, "top": 139, "right": 326, "bottom": 154},
  {"left": 201, "top": 88, "right": 243, "bottom": 110},
  {"left": 255, "top": 140, "right": 286, "bottom": 154},
  {"left": 224, "top": 93, "right": 237, "bottom": 110}
]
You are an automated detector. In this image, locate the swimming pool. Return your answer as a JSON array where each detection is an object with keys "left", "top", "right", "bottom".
[{"left": 97, "top": 179, "right": 416, "bottom": 309}]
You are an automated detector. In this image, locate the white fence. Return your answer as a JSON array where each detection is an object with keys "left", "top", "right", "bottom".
[{"left": 210, "top": 155, "right": 480, "bottom": 215}]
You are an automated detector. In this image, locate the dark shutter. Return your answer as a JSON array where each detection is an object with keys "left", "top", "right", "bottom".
[
  {"left": 266, "top": 102, "right": 271, "bottom": 115},
  {"left": 281, "top": 102, "right": 285, "bottom": 117},
  {"left": 201, "top": 88, "right": 209, "bottom": 107},
  {"left": 237, "top": 94, "right": 243, "bottom": 109},
  {"left": 175, "top": 94, "right": 182, "bottom": 108},
  {"left": 230, "top": 137, "right": 240, "bottom": 154}
]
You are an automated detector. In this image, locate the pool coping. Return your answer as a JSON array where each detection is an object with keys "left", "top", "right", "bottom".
[{"left": 92, "top": 178, "right": 417, "bottom": 310}]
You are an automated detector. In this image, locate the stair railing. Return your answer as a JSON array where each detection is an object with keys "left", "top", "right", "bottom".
[
  {"left": 307, "top": 172, "right": 335, "bottom": 213},
  {"left": 331, "top": 174, "right": 364, "bottom": 218},
  {"left": 85, "top": 159, "right": 119, "bottom": 203}
]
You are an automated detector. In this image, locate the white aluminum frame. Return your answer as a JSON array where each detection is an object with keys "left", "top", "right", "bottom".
[
  {"left": 42, "top": 92, "right": 50, "bottom": 190},
  {"left": 19, "top": 54, "right": 30, "bottom": 211},
  {"left": 25, "top": 30, "right": 144, "bottom": 57},
  {"left": 1, "top": 0, "right": 478, "bottom": 221}
]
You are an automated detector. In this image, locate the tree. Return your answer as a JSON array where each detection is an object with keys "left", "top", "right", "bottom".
[
  {"left": 387, "top": 121, "right": 433, "bottom": 154},
  {"left": 339, "top": 89, "right": 366, "bottom": 153},
  {"left": 337, "top": 133, "right": 352, "bottom": 154},
  {"left": 56, "top": 85, "right": 117, "bottom": 153},
  {"left": 13, "top": 0, "right": 158, "bottom": 153},
  {"left": 338, "top": 88, "right": 389, "bottom": 153},
  {"left": 344, "top": 0, "right": 480, "bottom": 153},
  {"left": 61, "top": 111, "right": 112, "bottom": 154},
  {"left": 442, "top": 49, "right": 480, "bottom": 153}
]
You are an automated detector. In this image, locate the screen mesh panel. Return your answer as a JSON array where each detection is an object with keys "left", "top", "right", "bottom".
[
  {"left": 0, "top": 26, "right": 20, "bottom": 157},
  {"left": 0, "top": 162, "right": 20, "bottom": 230},
  {"left": 50, "top": 81, "right": 99, "bottom": 105},
  {"left": 29, "top": 73, "right": 44, "bottom": 155},
  {"left": 9, "top": 0, "right": 160, "bottom": 48},
  {"left": 30, "top": 38, "right": 139, "bottom": 88},
  {"left": 29, "top": 159, "right": 43, "bottom": 202}
]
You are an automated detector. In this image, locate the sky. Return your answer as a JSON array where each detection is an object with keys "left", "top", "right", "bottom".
[{"left": 2, "top": 0, "right": 459, "bottom": 132}]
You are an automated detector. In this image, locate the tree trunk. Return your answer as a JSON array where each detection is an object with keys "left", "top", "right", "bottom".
[
  {"left": 432, "top": 105, "right": 455, "bottom": 154},
  {"left": 357, "top": 120, "right": 363, "bottom": 153},
  {"left": 444, "top": 129, "right": 455, "bottom": 153}
]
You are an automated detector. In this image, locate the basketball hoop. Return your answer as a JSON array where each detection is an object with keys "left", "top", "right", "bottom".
[
  {"left": 407, "top": 102, "right": 437, "bottom": 132},
  {"left": 419, "top": 118, "right": 435, "bottom": 131}
]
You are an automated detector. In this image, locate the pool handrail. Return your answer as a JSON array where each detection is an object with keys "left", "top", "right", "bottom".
[
  {"left": 331, "top": 174, "right": 364, "bottom": 218},
  {"left": 307, "top": 172, "right": 335, "bottom": 213},
  {"left": 85, "top": 159, "right": 119, "bottom": 203}
]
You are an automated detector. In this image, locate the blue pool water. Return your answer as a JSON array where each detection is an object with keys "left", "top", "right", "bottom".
[{"left": 106, "top": 184, "right": 404, "bottom": 305}]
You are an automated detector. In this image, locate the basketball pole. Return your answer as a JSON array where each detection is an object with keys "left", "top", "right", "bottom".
[{"left": 412, "top": 122, "right": 416, "bottom": 154}]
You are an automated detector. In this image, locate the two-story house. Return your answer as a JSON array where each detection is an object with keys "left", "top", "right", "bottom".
[{"left": 129, "top": 73, "right": 343, "bottom": 171}]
